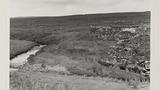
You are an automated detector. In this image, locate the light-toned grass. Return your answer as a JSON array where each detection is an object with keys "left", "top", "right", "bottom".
[
  {"left": 26, "top": 52, "right": 142, "bottom": 81},
  {"left": 10, "top": 71, "right": 147, "bottom": 90},
  {"left": 10, "top": 40, "right": 38, "bottom": 59}
]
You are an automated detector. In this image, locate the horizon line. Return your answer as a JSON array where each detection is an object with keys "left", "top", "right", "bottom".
[{"left": 10, "top": 11, "right": 151, "bottom": 19}]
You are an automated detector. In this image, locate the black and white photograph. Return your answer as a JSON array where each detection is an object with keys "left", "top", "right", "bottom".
[{"left": 9, "top": 0, "right": 151, "bottom": 90}]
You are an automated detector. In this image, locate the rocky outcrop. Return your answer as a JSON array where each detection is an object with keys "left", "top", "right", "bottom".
[{"left": 92, "top": 25, "right": 150, "bottom": 80}]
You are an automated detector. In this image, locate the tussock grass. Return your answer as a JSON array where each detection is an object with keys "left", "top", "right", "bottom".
[
  {"left": 26, "top": 52, "right": 143, "bottom": 82},
  {"left": 10, "top": 71, "right": 144, "bottom": 90}
]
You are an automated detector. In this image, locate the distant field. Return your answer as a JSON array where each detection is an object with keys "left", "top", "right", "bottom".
[
  {"left": 10, "top": 11, "right": 150, "bottom": 44},
  {"left": 10, "top": 40, "right": 37, "bottom": 59}
]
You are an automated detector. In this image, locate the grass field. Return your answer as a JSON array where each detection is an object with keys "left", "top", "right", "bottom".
[
  {"left": 10, "top": 40, "right": 38, "bottom": 59},
  {"left": 10, "top": 11, "right": 150, "bottom": 44},
  {"left": 10, "top": 71, "right": 149, "bottom": 90},
  {"left": 10, "top": 11, "right": 150, "bottom": 90}
]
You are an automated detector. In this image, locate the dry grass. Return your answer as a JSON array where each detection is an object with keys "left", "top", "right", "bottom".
[
  {"left": 10, "top": 71, "right": 147, "bottom": 90},
  {"left": 26, "top": 52, "right": 142, "bottom": 81}
]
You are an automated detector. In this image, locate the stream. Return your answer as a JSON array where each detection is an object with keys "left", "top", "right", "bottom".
[{"left": 10, "top": 45, "right": 45, "bottom": 71}]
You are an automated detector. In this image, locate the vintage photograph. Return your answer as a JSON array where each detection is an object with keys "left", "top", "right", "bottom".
[{"left": 10, "top": 0, "right": 151, "bottom": 90}]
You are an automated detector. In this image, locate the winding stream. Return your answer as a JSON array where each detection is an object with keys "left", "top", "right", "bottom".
[{"left": 10, "top": 45, "right": 45, "bottom": 71}]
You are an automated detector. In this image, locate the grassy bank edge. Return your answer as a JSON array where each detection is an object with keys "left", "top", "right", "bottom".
[{"left": 10, "top": 40, "right": 39, "bottom": 59}]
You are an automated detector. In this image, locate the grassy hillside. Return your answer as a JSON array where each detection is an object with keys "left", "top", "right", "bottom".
[
  {"left": 10, "top": 40, "right": 38, "bottom": 59},
  {"left": 10, "top": 11, "right": 150, "bottom": 87},
  {"left": 10, "top": 11, "right": 150, "bottom": 44}
]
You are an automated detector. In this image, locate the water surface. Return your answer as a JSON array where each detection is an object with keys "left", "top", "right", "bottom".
[{"left": 10, "top": 45, "right": 45, "bottom": 71}]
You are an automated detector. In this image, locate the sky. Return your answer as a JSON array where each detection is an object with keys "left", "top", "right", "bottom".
[{"left": 10, "top": 0, "right": 151, "bottom": 17}]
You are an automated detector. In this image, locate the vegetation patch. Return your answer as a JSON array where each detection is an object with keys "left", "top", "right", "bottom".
[
  {"left": 10, "top": 40, "right": 38, "bottom": 59},
  {"left": 10, "top": 12, "right": 150, "bottom": 86}
]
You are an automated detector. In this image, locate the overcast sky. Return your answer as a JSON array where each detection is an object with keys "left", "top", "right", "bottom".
[{"left": 10, "top": 0, "right": 151, "bottom": 17}]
